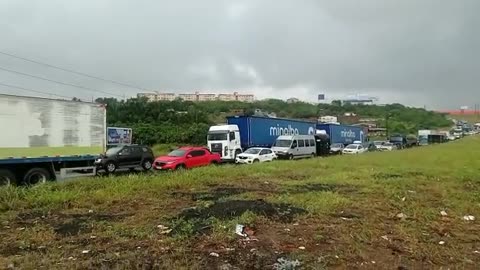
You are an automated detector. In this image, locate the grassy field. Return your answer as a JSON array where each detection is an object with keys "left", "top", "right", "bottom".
[{"left": 1, "top": 137, "right": 480, "bottom": 269}]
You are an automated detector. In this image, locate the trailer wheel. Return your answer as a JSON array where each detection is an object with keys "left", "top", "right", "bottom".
[
  {"left": 0, "top": 169, "right": 16, "bottom": 186},
  {"left": 22, "top": 168, "right": 50, "bottom": 186}
]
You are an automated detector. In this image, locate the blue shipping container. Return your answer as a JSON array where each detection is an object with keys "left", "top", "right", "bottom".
[
  {"left": 227, "top": 116, "right": 316, "bottom": 149},
  {"left": 316, "top": 124, "right": 366, "bottom": 145}
]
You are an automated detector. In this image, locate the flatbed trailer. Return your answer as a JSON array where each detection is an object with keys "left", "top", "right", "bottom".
[{"left": 0, "top": 155, "right": 98, "bottom": 185}]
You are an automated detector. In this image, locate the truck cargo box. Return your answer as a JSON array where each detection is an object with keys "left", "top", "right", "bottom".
[
  {"left": 227, "top": 116, "right": 316, "bottom": 149},
  {"left": 0, "top": 94, "right": 106, "bottom": 159},
  {"left": 316, "top": 123, "right": 366, "bottom": 145}
]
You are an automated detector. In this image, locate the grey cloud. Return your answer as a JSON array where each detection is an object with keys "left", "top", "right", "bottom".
[{"left": 0, "top": 0, "right": 479, "bottom": 108}]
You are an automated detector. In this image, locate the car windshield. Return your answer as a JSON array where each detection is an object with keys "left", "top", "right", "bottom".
[
  {"left": 244, "top": 148, "right": 261, "bottom": 154},
  {"left": 207, "top": 133, "right": 228, "bottom": 141},
  {"left": 345, "top": 145, "right": 358, "bottom": 149},
  {"left": 105, "top": 147, "right": 123, "bottom": 156},
  {"left": 274, "top": 140, "right": 292, "bottom": 147},
  {"left": 331, "top": 143, "right": 343, "bottom": 148},
  {"left": 168, "top": 149, "right": 187, "bottom": 157}
]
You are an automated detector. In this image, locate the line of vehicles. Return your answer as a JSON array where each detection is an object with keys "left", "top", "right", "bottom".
[{"left": 0, "top": 94, "right": 472, "bottom": 186}]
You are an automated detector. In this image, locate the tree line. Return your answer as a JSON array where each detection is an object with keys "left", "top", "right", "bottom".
[{"left": 95, "top": 97, "right": 452, "bottom": 146}]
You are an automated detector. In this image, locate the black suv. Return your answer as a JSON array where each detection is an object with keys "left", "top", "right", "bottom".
[{"left": 95, "top": 145, "right": 154, "bottom": 174}]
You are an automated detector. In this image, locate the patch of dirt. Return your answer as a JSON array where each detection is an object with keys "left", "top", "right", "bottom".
[
  {"left": 179, "top": 199, "right": 306, "bottom": 222},
  {"left": 170, "top": 199, "right": 307, "bottom": 236},
  {"left": 373, "top": 173, "right": 404, "bottom": 179},
  {"left": 332, "top": 211, "right": 363, "bottom": 219},
  {"left": 285, "top": 183, "right": 358, "bottom": 195},
  {"left": 373, "top": 171, "right": 426, "bottom": 180},
  {"left": 282, "top": 172, "right": 310, "bottom": 181},
  {"left": 171, "top": 186, "right": 250, "bottom": 201},
  {"left": 15, "top": 211, "right": 129, "bottom": 237}
]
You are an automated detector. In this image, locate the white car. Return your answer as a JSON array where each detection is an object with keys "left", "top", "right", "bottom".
[
  {"left": 235, "top": 148, "right": 277, "bottom": 164},
  {"left": 378, "top": 142, "right": 395, "bottom": 151},
  {"left": 342, "top": 144, "right": 367, "bottom": 154}
]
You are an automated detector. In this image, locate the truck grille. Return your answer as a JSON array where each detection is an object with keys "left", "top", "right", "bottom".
[{"left": 211, "top": 143, "right": 223, "bottom": 156}]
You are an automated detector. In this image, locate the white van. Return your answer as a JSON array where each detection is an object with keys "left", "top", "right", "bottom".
[{"left": 272, "top": 135, "right": 316, "bottom": 160}]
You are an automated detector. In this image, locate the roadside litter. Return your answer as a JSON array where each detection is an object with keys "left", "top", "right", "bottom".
[
  {"left": 440, "top": 210, "right": 448, "bottom": 216},
  {"left": 273, "top": 258, "right": 301, "bottom": 270},
  {"left": 463, "top": 215, "right": 475, "bottom": 221},
  {"left": 157, "top": 224, "right": 172, "bottom": 234},
  {"left": 439, "top": 241, "right": 445, "bottom": 245},
  {"left": 235, "top": 224, "right": 255, "bottom": 238},
  {"left": 396, "top": 213, "right": 407, "bottom": 220},
  {"left": 209, "top": 252, "right": 220, "bottom": 257},
  {"left": 235, "top": 224, "right": 247, "bottom": 237}
]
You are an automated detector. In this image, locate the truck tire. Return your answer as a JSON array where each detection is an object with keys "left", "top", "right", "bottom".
[
  {"left": 105, "top": 162, "right": 117, "bottom": 174},
  {"left": 253, "top": 159, "right": 259, "bottom": 163},
  {"left": 288, "top": 154, "right": 294, "bottom": 160},
  {"left": 234, "top": 149, "right": 242, "bottom": 160},
  {"left": 22, "top": 168, "right": 51, "bottom": 186},
  {"left": 141, "top": 159, "right": 153, "bottom": 171},
  {"left": 0, "top": 169, "right": 16, "bottom": 186}
]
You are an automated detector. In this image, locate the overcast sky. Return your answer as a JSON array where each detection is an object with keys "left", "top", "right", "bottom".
[{"left": 0, "top": 0, "right": 478, "bottom": 109}]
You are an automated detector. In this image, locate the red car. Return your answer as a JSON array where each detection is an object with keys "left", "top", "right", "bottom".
[{"left": 153, "top": 147, "right": 221, "bottom": 170}]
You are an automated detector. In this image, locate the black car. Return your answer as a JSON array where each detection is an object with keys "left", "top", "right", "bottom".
[{"left": 95, "top": 145, "right": 154, "bottom": 174}]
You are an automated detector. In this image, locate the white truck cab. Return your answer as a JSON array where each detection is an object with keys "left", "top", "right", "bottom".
[{"left": 207, "top": 125, "right": 242, "bottom": 162}]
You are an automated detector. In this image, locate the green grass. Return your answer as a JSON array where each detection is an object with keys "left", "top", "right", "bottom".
[
  {"left": 0, "top": 146, "right": 103, "bottom": 158},
  {"left": 1, "top": 137, "right": 480, "bottom": 268}
]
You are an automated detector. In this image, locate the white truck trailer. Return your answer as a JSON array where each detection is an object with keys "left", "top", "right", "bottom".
[{"left": 0, "top": 94, "right": 106, "bottom": 185}]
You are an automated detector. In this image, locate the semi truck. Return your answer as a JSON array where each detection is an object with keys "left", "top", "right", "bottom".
[
  {"left": 418, "top": 130, "right": 432, "bottom": 146},
  {"left": 207, "top": 115, "right": 316, "bottom": 162},
  {"left": 0, "top": 94, "right": 106, "bottom": 186},
  {"left": 316, "top": 123, "right": 366, "bottom": 145}
]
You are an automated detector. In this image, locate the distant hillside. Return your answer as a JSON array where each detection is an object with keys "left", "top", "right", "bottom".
[{"left": 96, "top": 97, "right": 453, "bottom": 145}]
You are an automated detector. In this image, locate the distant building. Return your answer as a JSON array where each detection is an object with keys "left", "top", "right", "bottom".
[
  {"left": 137, "top": 92, "right": 157, "bottom": 102},
  {"left": 286, "top": 97, "right": 300, "bottom": 104},
  {"left": 218, "top": 93, "right": 237, "bottom": 102},
  {"left": 137, "top": 92, "right": 175, "bottom": 101},
  {"left": 319, "top": 115, "right": 338, "bottom": 123},
  {"left": 178, "top": 92, "right": 216, "bottom": 102},
  {"left": 341, "top": 94, "right": 378, "bottom": 105},
  {"left": 156, "top": 93, "right": 176, "bottom": 101},
  {"left": 138, "top": 91, "right": 254, "bottom": 102},
  {"left": 218, "top": 92, "right": 254, "bottom": 102}
]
